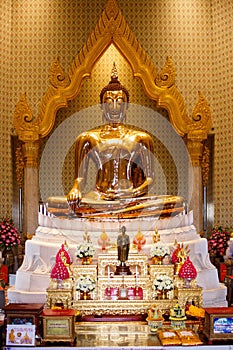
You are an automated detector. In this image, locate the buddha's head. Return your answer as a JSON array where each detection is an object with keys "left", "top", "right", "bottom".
[
  {"left": 100, "top": 63, "right": 129, "bottom": 124},
  {"left": 121, "top": 226, "right": 127, "bottom": 234}
]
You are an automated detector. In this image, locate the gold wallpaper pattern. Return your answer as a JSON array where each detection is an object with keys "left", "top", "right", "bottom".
[
  {"left": 211, "top": 0, "right": 233, "bottom": 225},
  {"left": 0, "top": 0, "right": 13, "bottom": 217},
  {"left": 0, "top": 0, "right": 232, "bottom": 228}
]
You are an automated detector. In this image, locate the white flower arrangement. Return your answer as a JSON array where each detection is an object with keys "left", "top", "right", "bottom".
[
  {"left": 76, "top": 241, "right": 95, "bottom": 258},
  {"left": 150, "top": 242, "right": 170, "bottom": 258},
  {"left": 153, "top": 274, "right": 174, "bottom": 291},
  {"left": 75, "top": 275, "right": 96, "bottom": 292}
]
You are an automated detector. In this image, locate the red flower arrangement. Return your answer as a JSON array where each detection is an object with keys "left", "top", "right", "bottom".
[
  {"left": 0, "top": 217, "right": 21, "bottom": 251},
  {"left": 51, "top": 243, "right": 72, "bottom": 280},
  {"left": 179, "top": 256, "right": 197, "bottom": 280},
  {"left": 51, "top": 260, "right": 70, "bottom": 280},
  {"left": 208, "top": 226, "right": 231, "bottom": 257}
]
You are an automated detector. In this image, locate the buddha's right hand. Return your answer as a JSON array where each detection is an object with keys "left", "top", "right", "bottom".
[{"left": 67, "top": 184, "right": 82, "bottom": 210}]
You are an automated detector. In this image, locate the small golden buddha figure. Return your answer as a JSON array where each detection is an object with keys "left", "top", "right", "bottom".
[
  {"left": 47, "top": 64, "right": 185, "bottom": 219},
  {"left": 98, "top": 227, "right": 110, "bottom": 252},
  {"left": 83, "top": 229, "right": 91, "bottom": 242},
  {"left": 153, "top": 228, "right": 160, "bottom": 243}
]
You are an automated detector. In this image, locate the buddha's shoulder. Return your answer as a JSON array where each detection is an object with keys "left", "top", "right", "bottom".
[
  {"left": 76, "top": 127, "right": 102, "bottom": 139},
  {"left": 131, "top": 129, "right": 153, "bottom": 140}
]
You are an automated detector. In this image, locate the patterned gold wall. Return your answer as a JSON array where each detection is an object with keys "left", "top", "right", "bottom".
[
  {"left": 0, "top": 0, "right": 232, "bottom": 229},
  {"left": 211, "top": 0, "right": 233, "bottom": 226},
  {"left": 0, "top": 1, "right": 13, "bottom": 217}
]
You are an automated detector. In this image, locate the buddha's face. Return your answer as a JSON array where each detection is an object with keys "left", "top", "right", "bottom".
[{"left": 102, "top": 90, "right": 127, "bottom": 123}]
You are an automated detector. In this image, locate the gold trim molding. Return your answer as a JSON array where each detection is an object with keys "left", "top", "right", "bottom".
[{"left": 13, "top": 0, "right": 211, "bottom": 171}]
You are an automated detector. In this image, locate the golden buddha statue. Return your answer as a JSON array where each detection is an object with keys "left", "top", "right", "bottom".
[{"left": 47, "top": 64, "right": 185, "bottom": 219}]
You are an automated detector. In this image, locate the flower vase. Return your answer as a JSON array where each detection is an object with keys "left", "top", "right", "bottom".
[
  {"left": 82, "top": 256, "right": 92, "bottom": 265},
  {"left": 174, "top": 262, "right": 182, "bottom": 275},
  {"left": 152, "top": 256, "right": 164, "bottom": 265},
  {"left": 81, "top": 291, "right": 91, "bottom": 300},
  {"left": 4, "top": 249, "right": 14, "bottom": 274},
  {"left": 158, "top": 290, "right": 168, "bottom": 299},
  {"left": 11, "top": 245, "right": 18, "bottom": 256},
  {"left": 13, "top": 255, "right": 18, "bottom": 273},
  {"left": 57, "top": 279, "right": 64, "bottom": 289},
  {"left": 184, "top": 278, "right": 192, "bottom": 288}
]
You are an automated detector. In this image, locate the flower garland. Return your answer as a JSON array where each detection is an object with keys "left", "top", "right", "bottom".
[
  {"left": 0, "top": 218, "right": 21, "bottom": 251},
  {"left": 76, "top": 241, "right": 95, "bottom": 259},
  {"left": 150, "top": 242, "right": 170, "bottom": 258},
  {"left": 208, "top": 226, "right": 231, "bottom": 257},
  {"left": 153, "top": 274, "right": 174, "bottom": 291},
  {"left": 75, "top": 275, "right": 96, "bottom": 293}
]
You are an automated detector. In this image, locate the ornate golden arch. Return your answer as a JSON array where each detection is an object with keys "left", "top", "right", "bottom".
[
  {"left": 14, "top": 0, "right": 211, "bottom": 166},
  {"left": 13, "top": 0, "right": 211, "bottom": 233}
]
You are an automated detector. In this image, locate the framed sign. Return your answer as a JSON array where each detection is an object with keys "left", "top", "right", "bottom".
[
  {"left": 41, "top": 309, "right": 76, "bottom": 345},
  {"left": 6, "top": 324, "right": 35, "bottom": 346},
  {"left": 213, "top": 316, "right": 233, "bottom": 334},
  {"left": 203, "top": 307, "right": 233, "bottom": 343},
  {"left": 45, "top": 318, "right": 70, "bottom": 337}
]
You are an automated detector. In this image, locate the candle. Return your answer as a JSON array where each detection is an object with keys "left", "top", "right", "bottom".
[
  {"left": 0, "top": 251, "right": 2, "bottom": 259},
  {"left": 135, "top": 265, "right": 138, "bottom": 286},
  {"left": 108, "top": 266, "right": 110, "bottom": 287}
]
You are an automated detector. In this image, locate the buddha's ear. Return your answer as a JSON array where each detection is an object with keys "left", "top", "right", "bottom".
[
  {"left": 101, "top": 101, "right": 109, "bottom": 112},
  {"left": 101, "top": 111, "right": 108, "bottom": 123}
]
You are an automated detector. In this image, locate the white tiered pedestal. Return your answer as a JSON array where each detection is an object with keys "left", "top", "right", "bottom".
[{"left": 8, "top": 210, "right": 227, "bottom": 307}]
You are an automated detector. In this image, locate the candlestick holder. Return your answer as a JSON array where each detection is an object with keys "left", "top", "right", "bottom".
[
  {"left": 118, "top": 276, "right": 129, "bottom": 300},
  {"left": 106, "top": 287, "right": 111, "bottom": 300},
  {"left": 134, "top": 286, "right": 141, "bottom": 300}
]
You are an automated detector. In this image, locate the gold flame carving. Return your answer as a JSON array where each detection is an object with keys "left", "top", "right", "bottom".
[
  {"left": 49, "top": 57, "right": 70, "bottom": 89},
  {"left": 190, "top": 91, "right": 212, "bottom": 136},
  {"left": 155, "top": 57, "right": 176, "bottom": 88}
]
